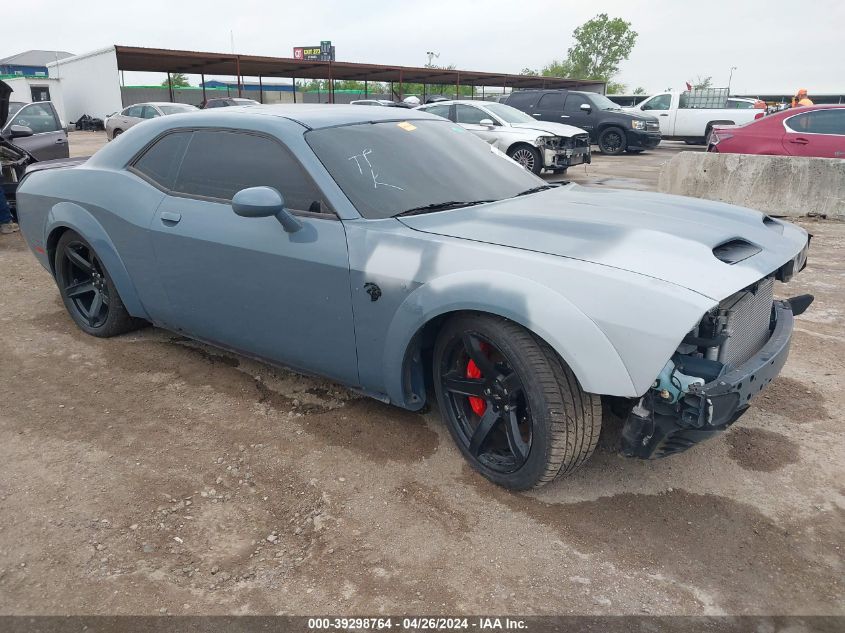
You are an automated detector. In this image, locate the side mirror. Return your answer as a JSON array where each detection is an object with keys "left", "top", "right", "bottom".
[
  {"left": 10, "top": 125, "right": 34, "bottom": 138},
  {"left": 580, "top": 103, "right": 593, "bottom": 113},
  {"left": 232, "top": 186, "right": 302, "bottom": 233},
  {"left": 478, "top": 118, "right": 496, "bottom": 128}
]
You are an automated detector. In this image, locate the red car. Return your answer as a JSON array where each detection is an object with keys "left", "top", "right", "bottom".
[{"left": 708, "top": 105, "right": 845, "bottom": 158}]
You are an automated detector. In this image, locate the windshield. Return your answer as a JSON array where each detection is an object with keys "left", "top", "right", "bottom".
[
  {"left": 589, "top": 94, "right": 623, "bottom": 111},
  {"left": 159, "top": 104, "right": 197, "bottom": 115},
  {"left": 483, "top": 102, "right": 537, "bottom": 124},
  {"left": 306, "top": 120, "right": 542, "bottom": 219}
]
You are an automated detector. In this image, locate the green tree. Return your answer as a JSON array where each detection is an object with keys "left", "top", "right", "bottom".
[
  {"left": 606, "top": 81, "right": 627, "bottom": 94},
  {"left": 542, "top": 14, "right": 638, "bottom": 82},
  {"left": 162, "top": 73, "right": 190, "bottom": 88},
  {"left": 632, "top": 86, "right": 647, "bottom": 95},
  {"left": 692, "top": 75, "right": 713, "bottom": 89},
  {"left": 519, "top": 67, "right": 539, "bottom": 76}
]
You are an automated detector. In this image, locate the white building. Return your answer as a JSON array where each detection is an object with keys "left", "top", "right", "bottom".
[
  {"left": 2, "top": 76, "right": 67, "bottom": 124},
  {"left": 46, "top": 46, "right": 123, "bottom": 122}
]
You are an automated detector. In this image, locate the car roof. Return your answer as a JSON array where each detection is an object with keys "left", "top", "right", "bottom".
[
  {"left": 197, "top": 103, "right": 440, "bottom": 129},
  {"left": 132, "top": 102, "right": 195, "bottom": 107},
  {"left": 419, "top": 100, "right": 499, "bottom": 106}
]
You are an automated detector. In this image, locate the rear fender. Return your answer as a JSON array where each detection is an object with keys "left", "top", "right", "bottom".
[{"left": 45, "top": 202, "right": 149, "bottom": 319}]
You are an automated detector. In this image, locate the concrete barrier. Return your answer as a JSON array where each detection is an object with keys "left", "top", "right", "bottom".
[{"left": 658, "top": 152, "right": 845, "bottom": 220}]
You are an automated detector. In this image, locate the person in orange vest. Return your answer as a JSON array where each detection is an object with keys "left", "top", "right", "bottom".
[{"left": 791, "top": 89, "right": 814, "bottom": 107}]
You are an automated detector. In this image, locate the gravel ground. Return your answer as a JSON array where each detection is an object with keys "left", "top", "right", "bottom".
[{"left": 0, "top": 134, "right": 842, "bottom": 616}]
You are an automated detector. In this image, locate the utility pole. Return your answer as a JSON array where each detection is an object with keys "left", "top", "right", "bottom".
[{"left": 728, "top": 66, "right": 737, "bottom": 95}]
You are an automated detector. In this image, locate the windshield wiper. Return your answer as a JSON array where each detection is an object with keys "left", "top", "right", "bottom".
[
  {"left": 394, "top": 200, "right": 496, "bottom": 217},
  {"left": 514, "top": 184, "right": 556, "bottom": 197}
]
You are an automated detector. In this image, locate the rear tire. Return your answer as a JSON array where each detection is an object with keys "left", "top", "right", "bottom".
[
  {"left": 507, "top": 144, "right": 543, "bottom": 175},
  {"left": 598, "top": 126, "right": 627, "bottom": 155},
  {"left": 433, "top": 313, "right": 602, "bottom": 490},
  {"left": 112, "top": 129, "right": 123, "bottom": 139},
  {"left": 55, "top": 231, "right": 143, "bottom": 338}
]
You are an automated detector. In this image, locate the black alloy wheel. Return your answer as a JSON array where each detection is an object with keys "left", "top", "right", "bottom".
[
  {"left": 54, "top": 230, "right": 142, "bottom": 338},
  {"left": 433, "top": 314, "right": 602, "bottom": 490},
  {"left": 439, "top": 331, "right": 532, "bottom": 474},
  {"left": 59, "top": 239, "right": 111, "bottom": 328},
  {"left": 598, "top": 127, "right": 626, "bottom": 155}
]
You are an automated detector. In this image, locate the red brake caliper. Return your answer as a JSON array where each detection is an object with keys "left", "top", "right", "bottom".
[{"left": 466, "top": 342, "right": 490, "bottom": 416}]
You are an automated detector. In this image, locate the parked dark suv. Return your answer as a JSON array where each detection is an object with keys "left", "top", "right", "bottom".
[{"left": 504, "top": 90, "right": 661, "bottom": 155}]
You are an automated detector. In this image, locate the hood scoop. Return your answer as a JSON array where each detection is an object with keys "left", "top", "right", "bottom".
[{"left": 712, "top": 239, "right": 762, "bottom": 264}]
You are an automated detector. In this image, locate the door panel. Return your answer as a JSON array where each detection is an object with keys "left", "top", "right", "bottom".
[
  {"left": 150, "top": 196, "right": 359, "bottom": 384},
  {"left": 533, "top": 92, "right": 566, "bottom": 123},
  {"left": 639, "top": 94, "right": 673, "bottom": 135},
  {"left": 6, "top": 102, "right": 68, "bottom": 160},
  {"left": 782, "top": 109, "right": 845, "bottom": 158},
  {"left": 562, "top": 94, "right": 593, "bottom": 133}
]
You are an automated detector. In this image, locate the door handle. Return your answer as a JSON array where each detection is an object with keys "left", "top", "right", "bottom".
[
  {"left": 789, "top": 137, "right": 809, "bottom": 145},
  {"left": 659, "top": 113, "right": 669, "bottom": 116},
  {"left": 160, "top": 211, "right": 182, "bottom": 224},
  {"left": 532, "top": 113, "right": 542, "bottom": 117},
  {"left": 560, "top": 115, "right": 570, "bottom": 118},
  {"left": 55, "top": 138, "right": 67, "bottom": 144}
]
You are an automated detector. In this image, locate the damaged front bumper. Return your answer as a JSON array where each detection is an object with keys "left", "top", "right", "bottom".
[{"left": 621, "top": 298, "right": 801, "bottom": 459}]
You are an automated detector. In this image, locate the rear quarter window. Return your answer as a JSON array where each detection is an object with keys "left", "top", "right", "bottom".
[
  {"left": 505, "top": 91, "right": 539, "bottom": 110},
  {"left": 132, "top": 132, "right": 192, "bottom": 191}
]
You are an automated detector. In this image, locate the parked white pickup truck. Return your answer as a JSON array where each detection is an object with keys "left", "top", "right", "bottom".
[{"left": 627, "top": 90, "right": 764, "bottom": 143}]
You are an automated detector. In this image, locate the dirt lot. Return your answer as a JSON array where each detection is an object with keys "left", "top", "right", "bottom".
[{"left": 0, "top": 134, "right": 842, "bottom": 616}]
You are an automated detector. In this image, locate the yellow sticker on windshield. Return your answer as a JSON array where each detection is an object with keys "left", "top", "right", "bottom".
[{"left": 397, "top": 121, "right": 417, "bottom": 131}]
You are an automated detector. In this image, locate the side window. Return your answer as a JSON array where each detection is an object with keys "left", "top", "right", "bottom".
[
  {"left": 141, "top": 105, "right": 160, "bottom": 119},
  {"left": 536, "top": 92, "right": 566, "bottom": 111},
  {"left": 10, "top": 103, "right": 60, "bottom": 133},
  {"left": 174, "top": 130, "right": 326, "bottom": 212},
  {"left": 564, "top": 94, "right": 590, "bottom": 112},
  {"left": 422, "top": 104, "right": 452, "bottom": 119},
  {"left": 132, "top": 132, "right": 192, "bottom": 190},
  {"left": 121, "top": 106, "right": 133, "bottom": 116},
  {"left": 641, "top": 94, "right": 671, "bottom": 111},
  {"left": 505, "top": 91, "right": 538, "bottom": 110},
  {"left": 785, "top": 112, "right": 811, "bottom": 133},
  {"left": 456, "top": 105, "right": 493, "bottom": 124},
  {"left": 797, "top": 109, "right": 845, "bottom": 135},
  {"left": 126, "top": 105, "right": 144, "bottom": 118}
]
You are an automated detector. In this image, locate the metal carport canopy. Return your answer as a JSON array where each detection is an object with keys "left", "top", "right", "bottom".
[{"left": 112, "top": 45, "right": 604, "bottom": 90}]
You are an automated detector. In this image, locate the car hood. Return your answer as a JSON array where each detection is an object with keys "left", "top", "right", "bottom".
[
  {"left": 509, "top": 121, "right": 588, "bottom": 138},
  {"left": 0, "top": 80, "right": 11, "bottom": 128},
  {"left": 397, "top": 184, "right": 809, "bottom": 301}
]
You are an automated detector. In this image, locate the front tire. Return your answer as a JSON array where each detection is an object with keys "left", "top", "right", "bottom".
[
  {"left": 433, "top": 314, "right": 602, "bottom": 490},
  {"left": 598, "top": 126, "right": 627, "bottom": 155},
  {"left": 55, "top": 231, "right": 142, "bottom": 337},
  {"left": 507, "top": 144, "right": 543, "bottom": 175}
]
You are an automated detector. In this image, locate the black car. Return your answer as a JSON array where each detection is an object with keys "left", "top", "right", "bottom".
[{"left": 504, "top": 90, "right": 661, "bottom": 155}]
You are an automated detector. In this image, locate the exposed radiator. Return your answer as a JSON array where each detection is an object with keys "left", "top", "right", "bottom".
[{"left": 718, "top": 276, "right": 775, "bottom": 368}]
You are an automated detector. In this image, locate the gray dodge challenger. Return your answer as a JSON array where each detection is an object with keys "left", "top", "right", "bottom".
[{"left": 12, "top": 104, "right": 812, "bottom": 490}]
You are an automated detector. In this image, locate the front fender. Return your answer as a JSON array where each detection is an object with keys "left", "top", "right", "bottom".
[
  {"left": 381, "top": 271, "right": 637, "bottom": 408},
  {"left": 45, "top": 202, "right": 150, "bottom": 320}
]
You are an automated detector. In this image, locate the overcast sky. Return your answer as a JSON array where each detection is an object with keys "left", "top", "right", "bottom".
[{"left": 7, "top": 0, "right": 844, "bottom": 95}]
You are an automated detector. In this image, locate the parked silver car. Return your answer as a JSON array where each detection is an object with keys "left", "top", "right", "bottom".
[
  {"left": 106, "top": 102, "right": 198, "bottom": 140},
  {"left": 416, "top": 99, "right": 590, "bottom": 173}
]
